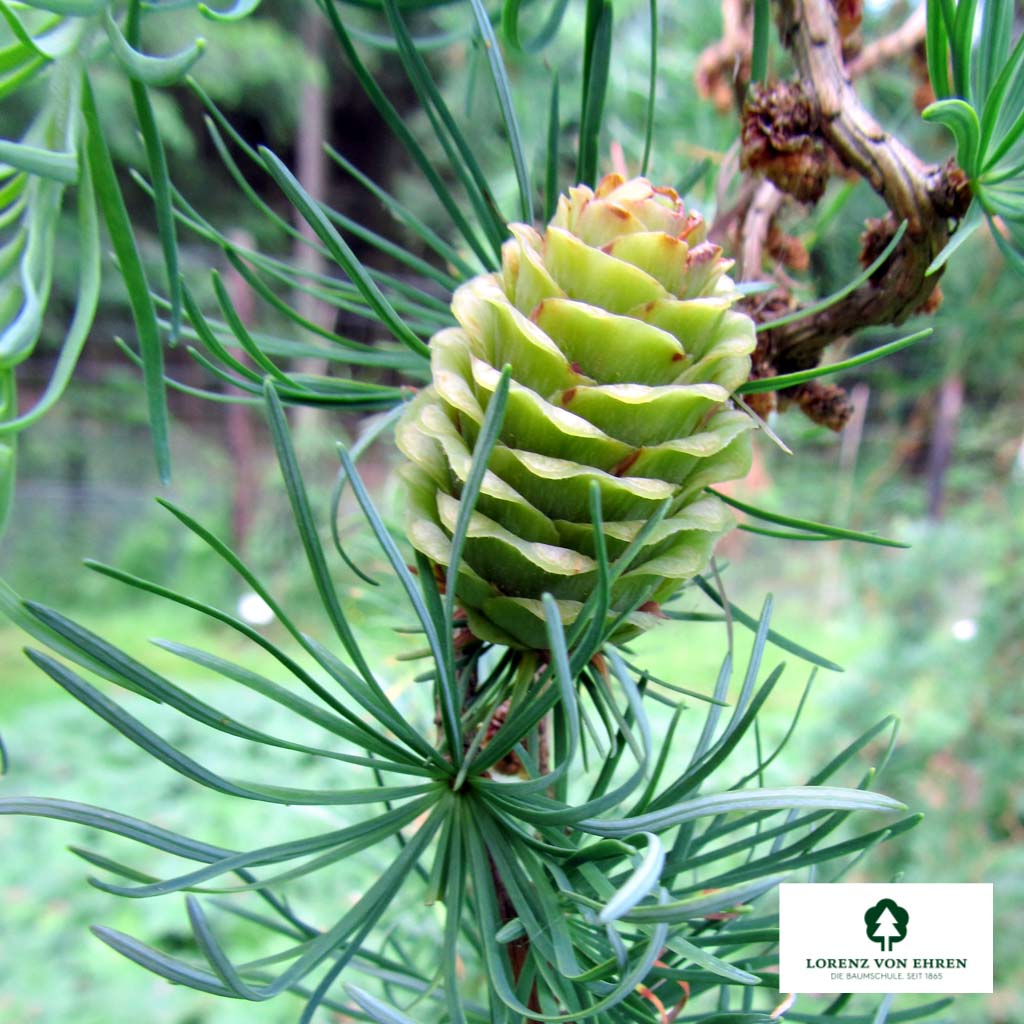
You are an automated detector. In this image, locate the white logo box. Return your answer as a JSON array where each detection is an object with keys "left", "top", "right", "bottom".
[{"left": 779, "top": 883, "right": 993, "bottom": 994}]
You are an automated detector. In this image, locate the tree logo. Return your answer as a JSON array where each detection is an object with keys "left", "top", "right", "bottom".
[{"left": 864, "top": 898, "right": 910, "bottom": 952}]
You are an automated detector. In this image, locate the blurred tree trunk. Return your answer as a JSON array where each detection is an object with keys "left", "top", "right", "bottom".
[
  {"left": 225, "top": 230, "right": 257, "bottom": 556},
  {"left": 292, "top": 7, "right": 332, "bottom": 435},
  {"left": 820, "top": 382, "right": 870, "bottom": 614},
  {"left": 926, "top": 374, "right": 963, "bottom": 521}
]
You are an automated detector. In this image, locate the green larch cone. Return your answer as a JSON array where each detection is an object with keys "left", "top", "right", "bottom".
[{"left": 397, "top": 174, "right": 756, "bottom": 650}]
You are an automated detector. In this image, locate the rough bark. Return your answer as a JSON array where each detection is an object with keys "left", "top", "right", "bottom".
[{"left": 758, "top": 0, "right": 970, "bottom": 374}]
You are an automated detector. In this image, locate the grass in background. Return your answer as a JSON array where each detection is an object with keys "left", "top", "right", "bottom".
[{"left": 1, "top": 395, "right": 1021, "bottom": 1022}]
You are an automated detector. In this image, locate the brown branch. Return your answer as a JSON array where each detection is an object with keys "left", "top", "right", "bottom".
[
  {"left": 846, "top": 4, "right": 927, "bottom": 79},
  {"left": 492, "top": 858, "right": 548, "bottom": 1021},
  {"left": 696, "top": 0, "right": 753, "bottom": 113},
  {"left": 756, "top": 0, "right": 969, "bottom": 375},
  {"left": 733, "top": 7, "right": 933, "bottom": 276},
  {"left": 737, "top": 178, "right": 786, "bottom": 280},
  {"left": 733, "top": 7, "right": 928, "bottom": 278}
]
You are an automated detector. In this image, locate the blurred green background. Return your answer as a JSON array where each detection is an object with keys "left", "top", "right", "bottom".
[{"left": 1, "top": 1, "right": 1021, "bottom": 1022}]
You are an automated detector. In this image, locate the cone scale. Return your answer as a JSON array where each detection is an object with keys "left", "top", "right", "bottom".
[{"left": 397, "top": 174, "right": 756, "bottom": 650}]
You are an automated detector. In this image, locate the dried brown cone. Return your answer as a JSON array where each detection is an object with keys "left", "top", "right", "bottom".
[
  {"left": 767, "top": 223, "right": 811, "bottom": 272},
  {"left": 911, "top": 40, "right": 936, "bottom": 112},
  {"left": 834, "top": 0, "right": 863, "bottom": 59},
  {"left": 741, "top": 82, "right": 831, "bottom": 203},
  {"left": 783, "top": 380, "right": 855, "bottom": 432},
  {"left": 860, "top": 213, "right": 901, "bottom": 280},
  {"left": 697, "top": 48, "right": 751, "bottom": 114},
  {"left": 735, "top": 288, "right": 795, "bottom": 419}
]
